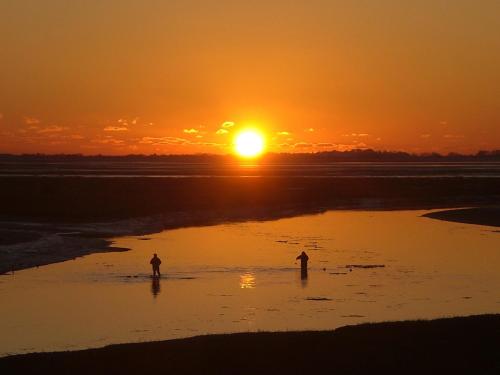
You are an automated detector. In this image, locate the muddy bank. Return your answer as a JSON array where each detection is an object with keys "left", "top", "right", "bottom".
[
  {"left": 0, "top": 204, "right": 329, "bottom": 274},
  {"left": 423, "top": 207, "right": 500, "bottom": 227},
  {"left": 0, "top": 233, "right": 117, "bottom": 275},
  {"left": 1, "top": 314, "right": 499, "bottom": 374}
]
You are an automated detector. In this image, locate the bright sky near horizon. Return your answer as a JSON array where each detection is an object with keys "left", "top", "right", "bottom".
[{"left": 0, "top": 0, "right": 499, "bottom": 155}]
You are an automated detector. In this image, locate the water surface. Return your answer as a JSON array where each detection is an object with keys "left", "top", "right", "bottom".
[{"left": 1, "top": 210, "right": 499, "bottom": 356}]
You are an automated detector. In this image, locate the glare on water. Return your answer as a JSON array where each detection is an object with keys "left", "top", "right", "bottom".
[{"left": 1, "top": 210, "right": 499, "bottom": 356}]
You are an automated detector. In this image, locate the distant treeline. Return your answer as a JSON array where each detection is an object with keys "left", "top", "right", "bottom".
[{"left": 1, "top": 149, "right": 500, "bottom": 162}]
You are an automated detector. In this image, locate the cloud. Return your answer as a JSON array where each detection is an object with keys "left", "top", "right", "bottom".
[
  {"left": 276, "top": 131, "right": 290, "bottom": 136},
  {"left": 291, "top": 142, "right": 352, "bottom": 150},
  {"left": 444, "top": 134, "right": 464, "bottom": 139},
  {"left": 183, "top": 128, "right": 199, "bottom": 134},
  {"left": 139, "top": 136, "right": 189, "bottom": 145},
  {"left": 306, "top": 128, "right": 314, "bottom": 132},
  {"left": 292, "top": 142, "right": 371, "bottom": 152},
  {"left": 333, "top": 143, "right": 365, "bottom": 151},
  {"left": 24, "top": 116, "right": 40, "bottom": 125},
  {"left": 190, "top": 141, "right": 223, "bottom": 147},
  {"left": 104, "top": 126, "right": 128, "bottom": 132},
  {"left": 37, "top": 126, "right": 67, "bottom": 133},
  {"left": 114, "top": 117, "right": 144, "bottom": 126},
  {"left": 91, "top": 137, "right": 125, "bottom": 145},
  {"left": 212, "top": 122, "right": 235, "bottom": 135},
  {"left": 293, "top": 142, "right": 313, "bottom": 148},
  {"left": 343, "top": 133, "right": 369, "bottom": 137},
  {"left": 138, "top": 136, "right": 225, "bottom": 148}
]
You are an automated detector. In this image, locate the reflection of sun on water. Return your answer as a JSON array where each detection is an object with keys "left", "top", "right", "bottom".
[
  {"left": 234, "top": 130, "right": 265, "bottom": 158},
  {"left": 239, "top": 273, "right": 256, "bottom": 289}
]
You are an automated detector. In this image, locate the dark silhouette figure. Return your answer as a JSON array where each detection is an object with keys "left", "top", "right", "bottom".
[
  {"left": 151, "top": 276, "right": 161, "bottom": 297},
  {"left": 150, "top": 253, "right": 162, "bottom": 277},
  {"left": 296, "top": 251, "right": 309, "bottom": 280}
]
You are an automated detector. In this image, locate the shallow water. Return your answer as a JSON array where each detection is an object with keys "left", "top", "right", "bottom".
[{"left": 1, "top": 210, "right": 499, "bottom": 356}]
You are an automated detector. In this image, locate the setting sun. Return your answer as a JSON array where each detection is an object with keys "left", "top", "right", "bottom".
[{"left": 234, "top": 130, "right": 265, "bottom": 158}]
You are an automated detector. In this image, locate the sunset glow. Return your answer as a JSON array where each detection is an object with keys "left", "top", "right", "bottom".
[
  {"left": 234, "top": 130, "right": 265, "bottom": 158},
  {"left": 0, "top": 2, "right": 498, "bottom": 155}
]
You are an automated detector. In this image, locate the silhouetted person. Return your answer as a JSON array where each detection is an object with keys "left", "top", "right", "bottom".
[
  {"left": 150, "top": 253, "right": 162, "bottom": 277},
  {"left": 296, "top": 251, "right": 309, "bottom": 279}
]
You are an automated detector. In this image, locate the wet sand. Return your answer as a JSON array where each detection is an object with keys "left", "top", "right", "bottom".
[{"left": 1, "top": 314, "right": 499, "bottom": 374}]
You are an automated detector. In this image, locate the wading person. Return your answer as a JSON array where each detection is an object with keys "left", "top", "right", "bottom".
[
  {"left": 296, "top": 251, "right": 309, "bottom": 279},
  {"left": 150, "top": 253, "right": 162, "bottom": 277}
]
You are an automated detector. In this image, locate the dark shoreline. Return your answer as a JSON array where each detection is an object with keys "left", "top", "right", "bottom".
[
  {"left": 2, "top": 314, "right": 499, "bottom": 374},
  {"left": 423, "top": 207, "right": 500, "bottom": 227}
]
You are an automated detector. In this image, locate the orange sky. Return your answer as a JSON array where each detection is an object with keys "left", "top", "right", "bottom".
[{"left": 0, "top": 1, "right": 499, "bottom": 155}]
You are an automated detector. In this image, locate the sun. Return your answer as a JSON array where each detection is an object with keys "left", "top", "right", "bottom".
[{"left": 234, "top": 130, "right": 265, "bottom": 158}]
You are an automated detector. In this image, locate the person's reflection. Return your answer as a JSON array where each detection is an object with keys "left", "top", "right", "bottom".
[
  {"left": 301, "top": 267, "right": 308, "bottom": 280},
  {"left": 300, "top": 267, "right": 308, "bottom": 288},
  {"left": 151, "top": 276, "right": 161, "bottom": 298}
]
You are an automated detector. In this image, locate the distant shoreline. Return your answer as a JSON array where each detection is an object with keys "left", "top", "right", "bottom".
[
  {"left": 1, "top": 314, "right": 499, "bottom": 374},
  {"left": 2, "top": 149, "right": 500, "bottom": 162}
]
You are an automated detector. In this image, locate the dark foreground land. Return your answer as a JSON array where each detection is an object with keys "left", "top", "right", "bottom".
[
  {"left": 1, "top": 314, "right": 499, "bottom": 374},
  {"left": 2, "top": 176, "right": 499, "bottom": 222}
]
